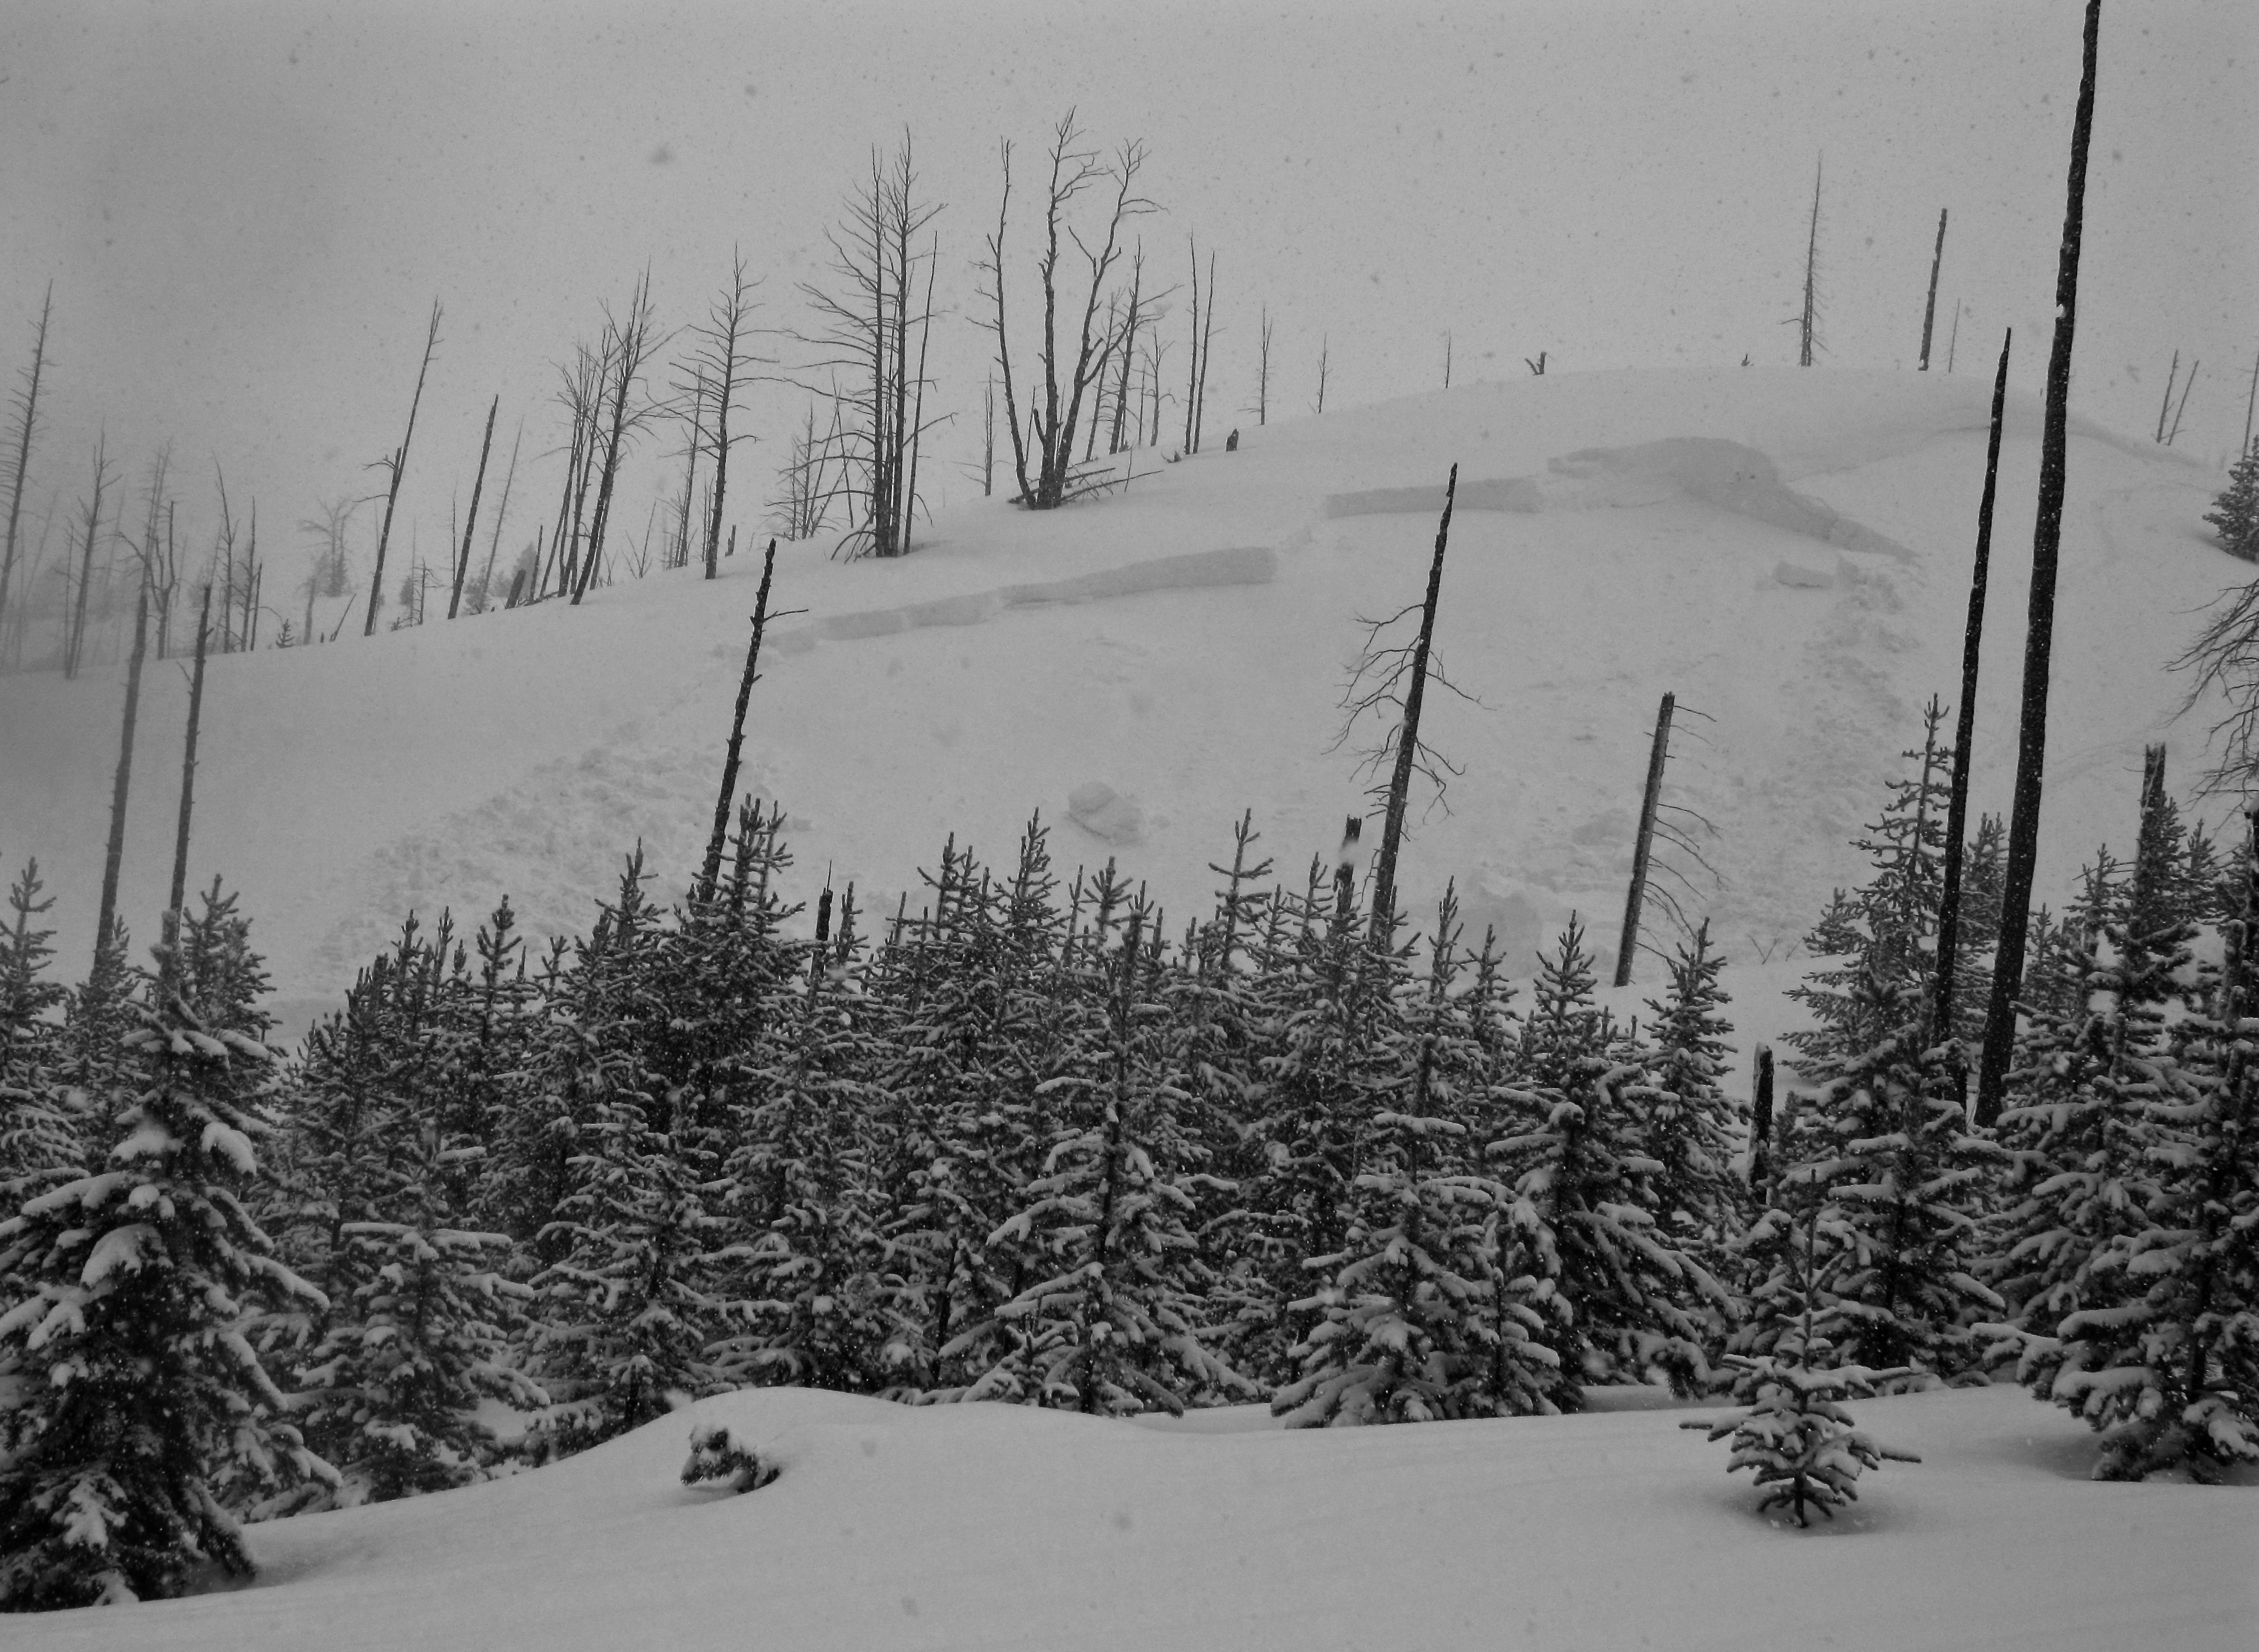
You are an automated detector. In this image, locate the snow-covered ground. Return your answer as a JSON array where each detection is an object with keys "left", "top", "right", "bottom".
[
  {"left": 9, "top": 1383, "right": 2252, "bottom": 1652},
  {"left": 0, "top": 368, "right": 2232, "bottom": 1077}
]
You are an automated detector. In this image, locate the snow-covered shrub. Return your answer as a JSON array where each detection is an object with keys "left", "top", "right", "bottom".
[{"left": 680, "top": 1421, "right": 777, "bottom": 1493}]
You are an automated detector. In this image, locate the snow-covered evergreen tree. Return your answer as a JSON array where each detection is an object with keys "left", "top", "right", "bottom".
[
  {"left": 528, "top": 851, "right": 730, "bottom": 1454},
  {"left": 0, "top": 908, "right": 332, "bottom": 1609},
  {"left": 1776, "top": 970, "right": 2001, "bottom": 1377},
  {"left": 1275, "top": 888, "right": 1564, "bottom": 1424},
  {"left": 1637, "top": 920, "right": 1746, "bottom": 1259},
  {"left": 1992, "top": 812, "right": 2259, "bottom": 1479},
  {"left": 714, "top": 880, "right": 881, "bottom": 1394},
  {"left": 2204, "top": 440, "right": 2259, "bottom": 561},
  {"left": 1491, "top": 921, "right": 1725, "bottom": 1393},
  {"left": 1687, "top": 1354, "right": 1920, "bottom": 1526},
  {"left": 1, "top": 863, "right": 81, "bottom": 1209},
  {"left": 964, "top": 897, "right": 1242, "bottom": 1413}
]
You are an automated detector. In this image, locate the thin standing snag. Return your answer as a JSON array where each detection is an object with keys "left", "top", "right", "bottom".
[
  {"left": 700, "top": 538, "right": 778, "bottom": 899},
  {"left": 1614, "top": 691, "right": 1676, "bottom": 987},
  {"left": 1933, "top": 329, "right": 2013, "bottom": 1050}
]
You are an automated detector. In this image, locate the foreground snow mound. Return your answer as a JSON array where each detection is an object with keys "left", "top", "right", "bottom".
[{"left": 14, "top": 1386, "right": 2249, "bottom": 1650}]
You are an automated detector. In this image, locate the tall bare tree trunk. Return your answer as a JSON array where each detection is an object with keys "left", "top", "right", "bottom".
[
  {"left": 1194, "top": 249, "right": 1217, "bottom": 455},
  {"left": 576, "top": 272, "right": 657, "bottom": 604},
  {"left": 700, "top": 539, "right": 777, "bottom": 898},
  {"left": 698, "top": 251, "right": 759, "bottom": 581},
  {"left": 1918, "top": 209, "right": 1949, "bottom": 370},
  {"left": 476, "top": 417, "right": 523, "bottom": 611},
  {"left": 1256, "top": 305, "right": 1272, "bottom": 425},
  {"left": 449, "top": 396, "right": 498, "bottom": 618},
  {"left": 1368, "top": 465, "right": 1458, "bottom": 948},
  {"left": 1933, "top": 330, "right": 2013, "bottom": 1048},
  {"left": 1182, "top": 236, "right": 1201, "bottom": 455},
  {"left": 1800, "top": 156, "right": 1822, "bottom": 367},
  {"left": 366, "top": 299, "right": 441, "bottom": 636},
  {"left": 1614, "top": 692, "right": 1676, "bottom": 986},
  {"left": 0, "top": 283, "right": 52, "bottom": 648},
  {"left": 2167, "top": 359, "right": 2198, "bottom": 446},
  {"left": 902, "top": 236, "right": 938, "bottom": 556},
  {"left": 63, "top": 432, "right": 110, "bottom": 679},
  {"left": 1977, "top": 0, "right": 2101, "bottom": 1127},
  {"left": 95, "top": 574, "right": 151, "bottom": 957},
  {"left": 163, "top": 584, "right": 213, "bottom": 981}
]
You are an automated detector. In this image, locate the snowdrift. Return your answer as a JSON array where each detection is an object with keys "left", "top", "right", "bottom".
[{"left": 0, "top": 368, "right": 2236, "bottom": 1056}]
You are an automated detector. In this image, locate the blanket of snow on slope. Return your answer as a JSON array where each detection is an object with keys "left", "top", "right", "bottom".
[
  {"left": 0, "top": 370, "right": 2232, "bottom": 1059},
  {"left": 8, "top": 1385, "right": 2250, "bottom": 1652}
]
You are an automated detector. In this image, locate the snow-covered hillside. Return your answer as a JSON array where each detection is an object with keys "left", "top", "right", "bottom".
[
  {"left": 10, "top": 1384, "right": 2250, "bottom": 1652},
  {"left": 0, "top": 368, "right": 2234, "bottom": 1056}
]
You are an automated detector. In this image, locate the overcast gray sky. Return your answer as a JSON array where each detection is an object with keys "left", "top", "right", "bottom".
[{"left": 2, "top": 0, "right": 2251, "bottom": 593}]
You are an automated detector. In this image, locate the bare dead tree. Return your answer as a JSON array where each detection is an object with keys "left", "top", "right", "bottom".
[
  {"left": 162, "top": 583, "right": 213, "bottom": 982},
  {"left": 131, "top": 448, "right": 177, "bottom": 655},
  {"left": 95, "top": 569, "right": 150, "bottom": 954},
  {"left": 689, "top": 250, "right": 767, "bottom": 579},
  {"left": 62, "top": 432, "right": 112, "bottom": 679},
  {"left": 0, "top": 282, "right": 52, "bottom": 650},
  {"left": 540, "top": 341, "right": 603, "bottom": 599},
  {"left": 977, "top": 113, "right": 1154, "bottom": 508},
  {"left": 1796, "top": 155, "right": 1824, "bottom": 367},
  {"left": 797, "top": 135, "right": 941, "bottom": 558},
  {"left": 1108, "top": 247, "right": 1149, "bottom": 455},
  {"left": 1918, "top": 208, "right": 1949, "bottom": 370},
  {"left": 365, "top": 298, "right": 442, "bottom": 636},
  {"left": 1615, "top": 692, "right": 1677, "bottom": 986},
  {"left": 1977, "top": 0, "right": 2101, "bottom": 1127},
  {"left": 1934, "top": 329, "right": 2013, "bottom": 1048},
  {"left": 470, "top": 417, "right": 522, "bottom": 614},
  {"left": 701, "top": 538, "right": 777, "bottom": 898},
  {"left": 2167, "top": 358, "right": 2198, "bottom": 446},
  {"left": 574, "top": 271, "right": 665, "bottom": 603},
  {"left": 1193, "top": 246, "right": 1218, "bottom": 455},
  {"left": 1182, "top": 236, "right": 1203, "bottom": 455},
  {"left": 1314, "top": 335, "right": 1330, "bottom": 414},
  {"left": 2156, "top": 350, "right": 2180, "bottom": 442},
  {"left": 449, "top": 394, "right": 499, "bottom": 618},
  {"left": 1332, "top": 466, "right": 1481, "bottom": 946},
  {"left": 1254, "top": 304, "right": 1273, "bottom": 425},
  {"left": 774, "top": 399, "right": 850, "bottom": 541},
  {"left": 982, "top": 377, "right": 997, "bottom": 494}
]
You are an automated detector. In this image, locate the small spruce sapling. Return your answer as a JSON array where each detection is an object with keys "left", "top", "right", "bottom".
[{"left": 1686, "top": 1352, "right": 1922, "bottom": 1527}]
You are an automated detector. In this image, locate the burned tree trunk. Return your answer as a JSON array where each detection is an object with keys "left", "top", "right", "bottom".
[
  {"left": 1933, "top": 329, "right": 2012, "bottom": 1049},
  {"left": 0, "top": 283, "right": 52, "bottom": 646},
  {"left": 365, "top": 299, "right": 442, "bottom": 636},
  {"left": 95, "top": 574, "right": 151, "bottom": 955},
  {"left": 164, "top": 585, "right": 213, "bottom": 977},
  {"left": 449, "top": 395, "right": 499, "bottom": 619},
  {"left": 1977, "top": 0, "right": 2102, "bottom": 1128},
  {"left": 63, "top": 432, "right": 111, "bottom": 680},
  {"left": 700, "top": 538, "right": 777, "bottom": 898},
  {"left": 1366, "top": 466, "right": 1458, "bottom": 948},
  {"left": 1919, "top": 208, "right": 1949, "bottom": 371},
  {"left": 1614, "top": 691, "right": 1677, "bottom": 987}
]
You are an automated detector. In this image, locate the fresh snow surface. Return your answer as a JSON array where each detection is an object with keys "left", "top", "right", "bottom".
[
  {"left": 8, "top": 1384, "right": 2252, "bottom": 1651},
  {"left": 0, "top": 368, "right": 2234, "bottom": 1076}
]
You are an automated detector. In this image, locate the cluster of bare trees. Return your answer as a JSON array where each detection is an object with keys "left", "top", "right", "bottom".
[{"left": 1, "top": 115, "right": 1279, "bottom": 677}]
